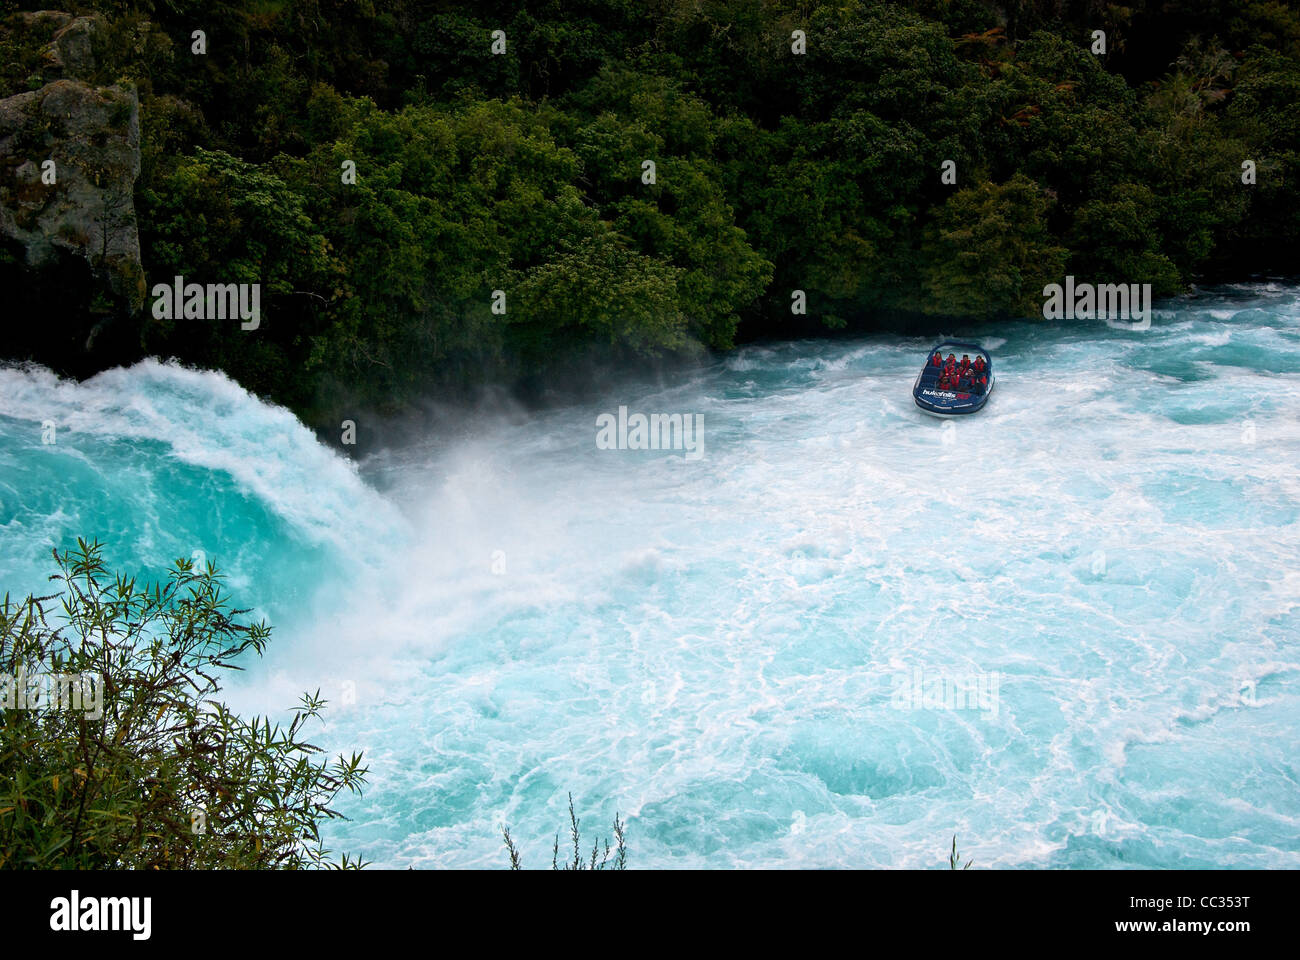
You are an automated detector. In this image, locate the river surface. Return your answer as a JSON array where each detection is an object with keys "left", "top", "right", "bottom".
[{"left": 2, "top": 283, "right": 1298, "bottom": 868}]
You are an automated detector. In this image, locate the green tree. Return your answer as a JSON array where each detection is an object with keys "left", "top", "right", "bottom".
[
  {"left": 1067, "top": 183, "right": 1182, "bottom": 294},
  {"left": 136, "top": 148, "right": 334, "bottom": 409},
  {"left": 0, "top": 540, "right": 368, "bottom": 869},
  {"left": 919, "top": 174, "right": 1067, "bottom": 319}
]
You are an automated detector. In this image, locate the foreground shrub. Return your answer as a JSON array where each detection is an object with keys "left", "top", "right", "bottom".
[
  {"left": 502, "top": 793, "right": 627, "bottom": 870},
  {"left": 0, "top": 539, "right": 367, "bottom": 869}
]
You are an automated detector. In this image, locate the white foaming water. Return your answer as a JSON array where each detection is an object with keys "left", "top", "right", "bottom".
[
  {"left": 0, "top": 359, "right": 405, "bottom": 632},
  {"left": 1, "top": 286, "right": 1298, "bottom": 868}
]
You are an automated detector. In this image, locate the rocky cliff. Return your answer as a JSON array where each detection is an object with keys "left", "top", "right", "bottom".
[{"left": 1, "top": 11, "right": 145, "bottom": 360}]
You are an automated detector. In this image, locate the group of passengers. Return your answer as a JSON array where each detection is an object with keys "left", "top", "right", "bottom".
[{"left": 929, "top": 351, "right": 989, "bottom": 393}]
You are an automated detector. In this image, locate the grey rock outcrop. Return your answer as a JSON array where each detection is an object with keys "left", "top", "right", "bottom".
[
  {"left": 0, "top": 12, "right": 145, "bottom": 312},
  {"left": 45, "top": 15, "right": 101, "bottom": 79}
]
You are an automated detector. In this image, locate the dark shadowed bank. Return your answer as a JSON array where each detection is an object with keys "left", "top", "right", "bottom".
[{"left": 2, "top": 0, "right": 1298, "bottom": 431}]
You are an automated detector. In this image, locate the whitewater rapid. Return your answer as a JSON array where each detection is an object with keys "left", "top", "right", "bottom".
[{"left": 2, "top": 283, "right": 1298, "bottom": 868}]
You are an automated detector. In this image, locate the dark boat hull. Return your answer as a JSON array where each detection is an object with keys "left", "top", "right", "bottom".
[
  {"left": 913, "top": 375, "right": 995, "bottom": 417},
  {"left": 912, "top": 341, "right": 994, "bottom": 417}
]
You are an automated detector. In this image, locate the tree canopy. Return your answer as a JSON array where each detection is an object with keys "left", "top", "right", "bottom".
[{"left": 2, "top": 0, "right": 1297, "bottom": 423}]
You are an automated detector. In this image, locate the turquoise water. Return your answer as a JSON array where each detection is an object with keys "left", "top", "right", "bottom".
[{"left": 2, "top": 283, "right": 1298, "bottom": 868}]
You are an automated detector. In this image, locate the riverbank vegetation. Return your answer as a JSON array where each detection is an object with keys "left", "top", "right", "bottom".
[
  {"left": 0, "top": 540, "right": 368, "bottom": 868},
  {"left": 2, "top": 1, "right": 1297, "bottom": 425},
  {"left": 502, "top": 792, "right": 629, "bottom": 869}
]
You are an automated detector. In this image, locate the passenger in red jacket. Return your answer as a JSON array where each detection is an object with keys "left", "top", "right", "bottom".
[
  {"left": 973, "top": 355, "right": 986, "bottom": 375},
  {"left": 931, "top": 351, "right": 944, "bottom": 367}
]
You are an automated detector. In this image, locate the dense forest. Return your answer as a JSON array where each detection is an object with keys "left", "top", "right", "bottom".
[{"left": 2, "top": 1, "right": 1298, "bottom": 425}]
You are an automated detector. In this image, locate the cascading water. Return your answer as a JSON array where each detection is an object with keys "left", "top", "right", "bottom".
[{"left": 2, "top": 283, "right": 1297, "bottom": 868}]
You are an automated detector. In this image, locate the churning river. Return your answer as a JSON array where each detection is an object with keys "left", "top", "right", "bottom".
[{"left": 2, "top": 282, "right": 1298, "bottom": 868}]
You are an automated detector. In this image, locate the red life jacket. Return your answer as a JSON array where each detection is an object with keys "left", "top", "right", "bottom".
[
  {"left": 974, "top": 357, "right": 985, "bottom": 372},
  {"left": 931, "top": 353, "right": 943, "bottom": 366}
]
